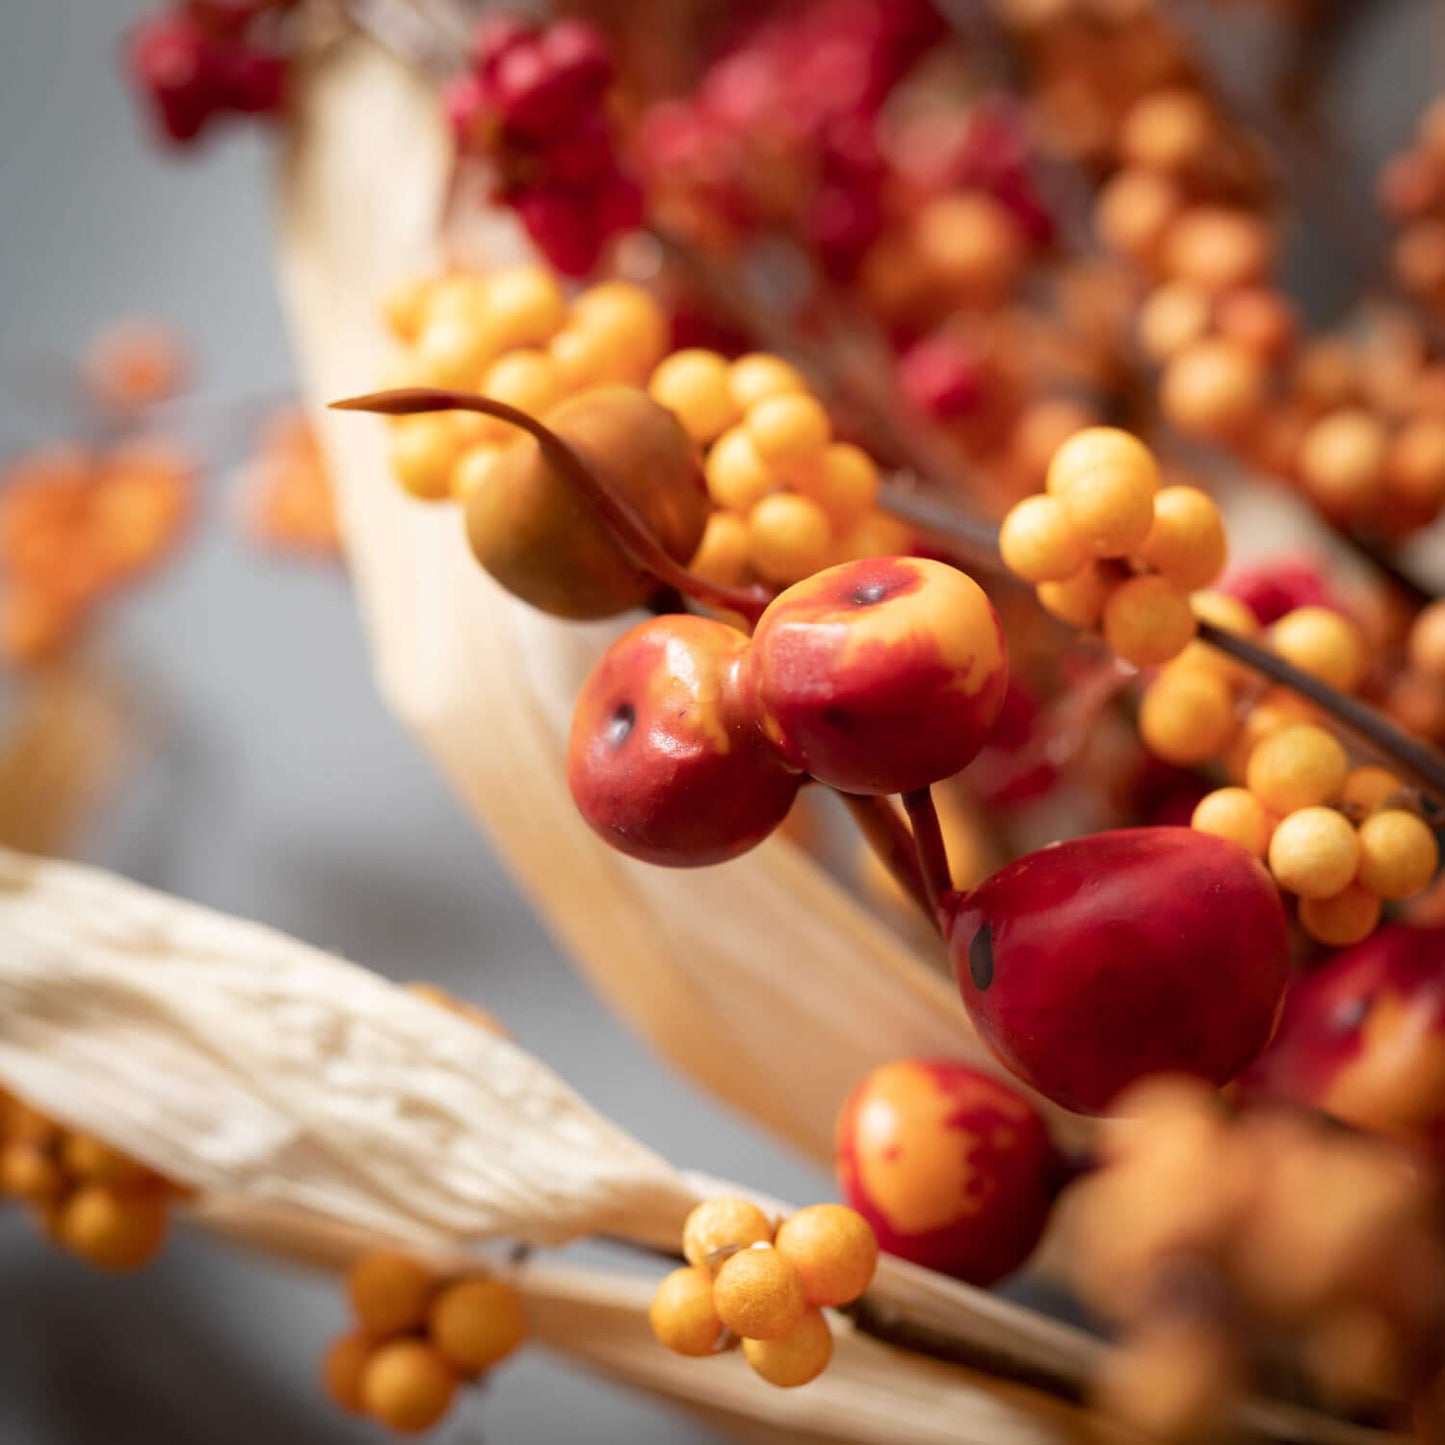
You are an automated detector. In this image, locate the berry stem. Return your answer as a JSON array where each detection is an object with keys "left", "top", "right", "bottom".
[
  {"left": 902, "top": 787, "right": 955, "bottom": 928},
  {"left": 840, "top": 794, "right": 936, "bottom": 928},
  {"left": 331, "top": 388, "right": 774, "bottom": 625}
]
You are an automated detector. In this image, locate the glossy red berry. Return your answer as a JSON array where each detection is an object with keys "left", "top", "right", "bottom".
[
  {"left": 469, "top": 14, "right": 537, "bottom": 82},
  {"left": 127, "top": 13, "right": 219, "bottom": 145},
  {"left": 835, "top": 1059, "right": 1060, "bottom": 1284},
  {"left": 949, "top": 828, "right": 1291, "bottom": 1114},
  {"left": 745, "top": 556, "right": 1007, "bottom": 795},
  {"left": 511, "top": 187, "right": 605, "bottom": 278},
  {"left": 897, "top": 337, "right": 984, "bottom": 421},
  {"left": 568, "top": 615, "right": 802, "bottom": 866},
  {"left": 214, "top": 43, "right": 286, "bottom": 116}
]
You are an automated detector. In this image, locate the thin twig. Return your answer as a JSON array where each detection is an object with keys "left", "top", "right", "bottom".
[
  {"left": 902, "top": 788, "right": 954, "bottom": 929},
  {"left": 841, "top": 793, "right": 934, "bottom": 925}
]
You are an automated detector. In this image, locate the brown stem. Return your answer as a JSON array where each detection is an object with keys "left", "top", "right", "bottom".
[
  {"left": 841, "top": 793, "right": 935, "bottom": 927},
  {"left": 902, "top": 788, "right": 954, "bottom": 929},
  {"left": 331, "top": 388, "right": 773, "bottom": 625}
]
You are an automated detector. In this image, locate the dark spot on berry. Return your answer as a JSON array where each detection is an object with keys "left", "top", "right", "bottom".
[
  {"left": 969, "top": 923, "right": 994, "bottom": 992},
  {"left": 1331, "top": 994, "right": 1370, "bottom": 1033},
  {"left": 606, "top": 703, "right": 635, "bottom": 749},
  {"left": 851, "top": 581, "right": 890, "bottom": 606}
]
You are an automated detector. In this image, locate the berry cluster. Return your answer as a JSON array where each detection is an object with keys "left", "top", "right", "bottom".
[
  {"left": 650, "top": 1196, "right": 878, "bottom": 1388},
  {"left": 324, "top": 1251, "right": 527, "bottom": 1434},
  {"left": 1380, "top": 98, "right": 1445, "bottom": 316},
  {"left": 126, "top": 2, "right": 291, "bottom": 147},
  {"left": 0, "top": 1090, "right": 176, "bottom": 1272},
  {"left": 0, "top": 440, "right": 193, "bottom": 667},
  {"left": 445, "top": 17, "right": 638, "bottom": 277},
  {"left": 999, "top": 426, "right": 1226, "bottom": 666},
  {"left": 238, "top": 408, "right": 340, "bottom": 558},
  {"left": 568, "top": 555, "right": 1007, "bottom": 864},
  {"left": 1068, "top": 1078, "right": 1445, "bottom": 1441},
  {"left": 834, "top": 1059, "right": 1058, "bottom": 1285}
]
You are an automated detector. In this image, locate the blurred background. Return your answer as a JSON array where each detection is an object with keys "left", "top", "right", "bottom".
[{"left": 0, "top": 1, "right": 1441, "bottom": 1441}]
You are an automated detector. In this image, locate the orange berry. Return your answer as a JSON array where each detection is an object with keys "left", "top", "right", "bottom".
[
  {"left": 423, "top": 273, "right": 490, "bottom": 331},
  {"left": 914, "top": 192, "right": 1023, "bottom": 305},
  {"left": 835, "top": 511, "right": 913, "bottom": 561},
  {"left": 748, "top": 494, "right": 832, "bottom": 584},
  {"left": 1161, "top": 338, "right": 1266, "bottom": 443},
  {"left": 689, "top": 511, "right": 751, "bottom": 587},
  {"left": 1299, "top": 885, "right": 1382, "bottom": 948},
  {"left": 1037, "top": 564, "right": 1112, "bottom": 629},
  {"left": 713, "top": 1246, "right": 808, "bottom": 1340},
  {"left": 774, "top": 1204, "right": 878, "bottom": 1307},
  {"left": 1216, "top": 287, "right": 1297, "bottom": 364},
  {"left": 481, "top": 349, "right": 563, "bottom": 423},
  {"left": 729, "top": 353, "right": 808, "bottom": 410},
  {"left": 61, "top": 1132, "right": 151, "bottom": 1188},
  {"left": 1298, "top": 410, "right": 1388, "bottom": 522},
  {"left": 382, "top": 275, "right": 433, "bottom": 342},
  {"left": 1269, "top": 808, "right": 1360, "bottom": 899},
  {"left": 428, "top": 1277, "right": 528, "bottom": 1374},
  {"left": 1137, "top": 282, "right": 1212, "bottom": 364},
  {"left": 57, "top": 1185, "right": 167, "bottom": 1272},
  {"left": 1192, "top": 787, "right": 1272, "bottom": 859},
  {"left": 806, "top": 443, "right": 880, "bottom": 527},
  {"left": 414, "top": 315, "right": 496, "bottom": 389},
  {"left": 323, "top": 1331, "right": 376, "bottom": 1414},
  {"left": 1172, "top": 591, "right": 1259, "bottom": 685},
  {"left": 348, "top": 1252, "right": 437, "bottom": 1336},
  {"left": 1386, "top": 417, "right": 1445, "bottom": 511},
  {"left": 746, "top": 394, "right": 832, "bottom": 478},
  {"left": 1139, "top": 669, "right": 1237, "bottom": 765},
  {"left": 1246, "top": 724, "right": 1349, "bottom": 814},
  {"left": 1047, "top": 427, "right": 1159, "bottom": 557},
  {"left": 570, "top": 282, "right": 669, "bottom": 369},
  {"left": 549, "top": 326, "right": 618, "bottom": 391},
  {"left": 0, "top": 1142, "right": 65, "bottom": 1203},
  {"left": 1355, "top": 810, "right": 1438, "bottom": 899},
  {"left": 481, "top": 264, "right": 568, "bottom": 350},
  {"left": 1340, "top": 766, "right": 1404, "bottom": 813},
  {"left": 1102, "top": 574, "right": 1197, "bottom": 666},
  {"left": 705, "top": 426, "right": 776, "bottom": 513},
  {"left": 451, "top": 444, "right": 505, "bottom": 505},
  {"left": 1138, "top": 486, "right": 1227, "bottom": 590},
  {"left": 359, "top": 1340, "right": 457, "bottom": 1434},
  {"left": 649, "top": 1266, "right": 728, "bottom": 1357},
  {"left": 1119, "top": 89, "right": 1215, "bottom": 174},
  {"left": 999, "top": 495, "right": 1088, "bottom": 583},
  {"left": 1272, "top": 607, "right": 1368, "bottom": 693},
  {"left": 1408, "top": 600, "right": 1445, "bottom": 680},
  {"left": 742, "top": 1308, "right": 833, "bottom": 1387},
  {"left": 683, "top": 1197, "right": 775, "bottom": 1269},
  {"left": 650, "top": 349, "right": 742, "bottom": 445},
  {"left": 1163, "top": 208, "right": 1274, "bottom": 293},
  {"left": 389, "top": 415, "right": 459, "bottom": 502},
  {"left": 1096, "top": 168, "right": 1182, "bottom": 267}
]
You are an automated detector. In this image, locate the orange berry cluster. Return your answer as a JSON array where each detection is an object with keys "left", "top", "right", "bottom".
[
  {"left": 324, "top": 1251, "right": 528, "bottom": 1435},
  {"left": 239, "top": 408, "right": 341, "bottom": 558},
  {"left": 0, "top": 1089, "right": 175, "bottom": 1272},
  {"left": 1069, "top": 1078, "right": 1445, "bottom": 1442},
  {"left": 1380, "top": 98, "right": 1445, "bottom": 316},
  {"left": 649, "top": 1197, "right": 878, "bottom": 1389},
  {"left": 1000, "top": 426, "right": 1226, "bottom": 667},
  {"left": 0, "top": 441, "right": 193, "bottom": 667}
]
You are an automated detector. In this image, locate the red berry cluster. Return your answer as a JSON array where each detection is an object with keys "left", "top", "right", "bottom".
[
  {"left": 446, "top": 17, "right": 640, "bottom": 277},
  {"left": 126, "top": 2, "right": 292, "bottom": 147}
]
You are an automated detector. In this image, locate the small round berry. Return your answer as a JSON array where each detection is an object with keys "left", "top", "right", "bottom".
[
  {"left": 746, "top": 394, "right": 832, "bottom": 479},
  {"left": 650, "top": 349, "right": 742, "bottom": 445},
  {"left": 1119, "top": 89, "right": 1215, "bottom": 174},
  {"left": 1102, "top": 575, "right": 1197, "bottom": 667},
  {"left": 1298, "top": 409, "right": 1387, "bottom": 522},
  {"left": 428, "top": 1277, "right": 528, "bottom": 1374},
  {"left": 57, "top": 1185, "right": 167, "bottom": 1272},
  {"left": 1298, "top": 884, "right": 1382, "bottom": 948},
  {"left": 1172, "top": 590, "right": 1259, "bottom": 686},
  {"left": 683, "top": 1197, "right": 774, "bottom": 1269},
  {"left": 1269, "top": 807, "right": 1361, "bottom": 899},
  {"left": 1037, "top": 564, "right": 1112, "bottom": 629},
  {"left": 414, "top": 315, "right": 497, "bottom": 389},
  {"left": 323, "top": 1332, "right": 376, "bottom": 1414},
  {"left": 570, "top": 281, "right": 669, "bottom": 367},
  {"left": 774, "top": 1204, "right": 878, "bottom": 1308},
  {"left": 1409, "top": 600, "right": 1445, "bottom": 680},
  {"left": 348, "top": 1252, "right": 436, "bottom": 1336},
  {"left": 808, "top": 443, "right": 879, "bottom": 527},
  {"left": 1161, "top": 338, "right": 1266, "bottom": 443},
  {"left": 1138, "top": 670, "right": 1237, "bottom": 765},
  {"left": 480, "top": 349, "right": 562, "bottom": 420},
  {"left": 1138, "top": 485, "right": 1227, "bottom": 590},
  {"left": 451, "top": 444, "right": 504, "bottom": 505},
  {"left": 1137, "top": 282, "right": 1213, "bottom": 364},
  {"left": 62, "top": 1132, "right": 151, "bottom": 1187},
  {"left": 836, "top": 511, "right": 914, "bottom": 561},
  {"left": 1163, "top": 207, "right": 1274, "bottom": 293},
  {"left": 742, "top": 1308, "right": 833, "bottom": 1387},
  {"left": 481, "top": 264, "right": 568, "bottom": 351},
  {"left": 914, "top": 192, "right": 1024, "bottom": 305},
  {"left": 1046, "top": 427, "right": 1158, "bottom": 558},
  {"left": 713, "top": 1246, "right": 808, "bottom": 1340},
  {"left": 1246, "top": 724, "right": 1349, "bottom": 814},
  {"left": 1216, "top": 287, "right": 1297, "bottom": 363},
  {"left": 688, "top": 511, "right": 750, "bottom": 587},
  {"left": 1272, "top": 607, "right": 1368, "bottom": 693},
  {"left": 999, "top": 495, "right": 1088, "bottom": 583},
  {"left": 389, "top": 415, "right": 458, "bottom": 501},
  {"left": 748, "top": 493, "right": 832, "bottom": 584},
  {"left": 549, "top": 325, "right": 624, "bottom": 390},
  {"left": 1386, "top": 417, "right": 1445, "bottom": 511},
  {"left": 706, "top": 427, "right": 776, "bottom": 513},
  {"left": 382, "top": 275, "right": 433, "bottom": 342},
  {"left": 1355, "top": 810, "right": 1439, "bottom": 899},
  {"left": 649, "top": 1266, "right": 727, "bottom": 1357},
  {"left": 1096, "top": 168, "right": 1183, "bottom": 267},
  {"left": 729, "top": 353, "right": 808, "bottom": 410},
  {"left": 1340, "top": 765, "right": 1404, "bottom": 813},
  {"left": 359, "top": 1340, "right": 457, "bottom": 1434},
  {"left": 0, "top": 1142, "right": 65, "bottom": 1203},
  {"left": 1192, "top": 787, "right": 1272, "bottom": 858},
  {"left": 423, "top": 273, "right": 490, "bottom": 330}
]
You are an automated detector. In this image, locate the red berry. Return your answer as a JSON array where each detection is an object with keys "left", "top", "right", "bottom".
[
  {"left": 536, "top": 116, "right": 615, "bottom": 186},
  {"left": 950, "top": 828, "right": 1291, "bottom": 1114},
  {"left": 1223, "top": 556, "right": 1339, "bottom": 626},
  {"left": 469, "top": 14, "right": 537, "bottom": 82},
  {"left": 897, "top": 337, "right": 984, "bottom": 421},
  {"left": 215, "top": 43, "right": 286, "bottom": 115},
  {"left": 511, "top": 187, "right": 603, "bottom": 278},
  {"left": 595, "top": 174, "right": 645, "bottom": 238},
  {"left": 746, "top": 556, "right": 1008, "bottom": 795},
  {"left": 127, "top": 12, "right": 220, "bottom": 146},
  {"left": 540, "top": 20, "right": 613, "bottom": 101},
  {"left": 568, "top": 615, "right": 802, "bottom": 866}
]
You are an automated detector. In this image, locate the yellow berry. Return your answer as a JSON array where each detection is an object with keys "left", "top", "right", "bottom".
[
  {"left": 323, "top": 1331, "right": 376, "bottom": 1414},
  {"left": 1191, "top": 787, "right": 1272, "bottom": 858},
  {"left": 729, "top": 353, "right": 808, "bottom": 410},
  {"left": 1047, "top": 427, "right": 1159, "bottom": 558},
  {"left": 481, "top": 349, "right": 562, "bottom": 423},
  {"left": 359, "top": 1340, "right": 457, "bottom": 1434},
  {"left": 746, "top": 394, "right": 832, "bottom": 478},
  {"left": 58, "top": 1185, "right": 167, "bottom": 1272},
  {"left": 481, "top": 264, "right": 568, "bottom": 350},
  {"left": 805, "top": 442, "right": 880, "bottom": 527},
  {"left": 1038, "top": 564, "right": 1112, "bottom": 629},
  {"left": 1246, "top": 724, "right": 1349, "bottom": 814},
  {"left": 1138, "top": 485, "right": 1227, "bottom": 590},
  {"left": 1171, "top": 590, "right": 1259, "bottom": 685},
  {"left": 390, "top": 415, "right": 459, "bottom": 502},
  {"left": 836, "top": 511, "right": 914, "bottom": 561},
  {"left": 649, "top": 1266, "right": 728, "bottom": 1356},
  {"left": 1046, "top": 426, "right": 1159, "bottom": 498},
  {"left": 748, "top": 493, "right": 832, "bottom": 584},
  {"left": 683, "top": 1197, "right": 775, "bottom": 1269},
  {"left": 689, "top": 511, "right": 751, "bottom": 587},
  {"left": 382, "top": 275, "right": 433, "bottom": 342},
  {"left": 1299, "top": 885, "right": 1382, "bottom": 947},
  {"left": 348, "top": 1252, "right": 437, "bottom": 1336},
  {"left": 571, "top": 282, "right": 670, "bottom": 370},
  {"left": 451, "top": 443, "right": 506, "bottom": 504},
  {"left": 999, "top": 495, "right": 1088, "bottom": 583},
  {"left": 713, "top": 1246, "right": 808, "bottom": 1340},
  {"left": 1160, "top": 338, "right": 1267, "bottom": 443},
  {"left": 1269, "top": 807, "right": 1361, "bottom": 899},
  {"left": 1340, "top": 766, "right": 1404, "bottom": 813},
  {"left": 1356, "top": 810, "right": 1439, "bottom": 899},
  {"left": 62, "top": 1132, "right": 151, "bottom": 1188},
  {"left": 1272, "top": 607, "right": 1368, "bottom": 693},
  {"left": 706, "top": 427, "right": 776, "bottom": 512},
  {"left": 0, "top": 1141, "right": 65, "bottom": 1203},
  {"left": 742, "top": 1308, "right": 833, "bottom": 1387},
  {"left": 1138, "top": 670, "right": 1237, "bottom": 765},
  {"left": 774, "top": 1204, "right": 878, "bottom": 1307},
  {"left": 1102, "top": 574, "right": 1197, "bottom": 666},
  {"left": 414, "top": 315, "right": 496, "bottom": 388},
  {"left": 549, "top": 326, "right": 617, "bottom": 391},
  {"left": 428, "top": 1278, "right": 528, "bottom": 1375},
  {"left": 421, "top": 273, "right": 489, "bottom": 330},
  {"left": 650, "top": 349, "right": 742, "bottom": 445}
]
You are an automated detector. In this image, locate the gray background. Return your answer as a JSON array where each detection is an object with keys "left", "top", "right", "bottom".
[{"left": 0, "top": 1, "right": 1438, "bottom": 1440}]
